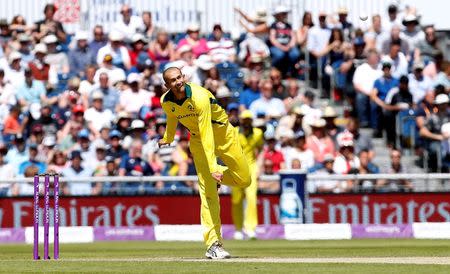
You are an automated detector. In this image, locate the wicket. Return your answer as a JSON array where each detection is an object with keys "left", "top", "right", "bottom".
[{"left": 33, "top": 174, "right": 59, "bottom": 260}]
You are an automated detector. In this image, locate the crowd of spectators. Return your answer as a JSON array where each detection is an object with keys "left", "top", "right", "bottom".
[{"left": 0, "top": 3, "right": 448, "bottom": 197}]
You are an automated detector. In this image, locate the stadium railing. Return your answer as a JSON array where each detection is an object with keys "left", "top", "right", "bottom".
[{"left": 3, "top": 173, "right": 449, "bottom": 193}]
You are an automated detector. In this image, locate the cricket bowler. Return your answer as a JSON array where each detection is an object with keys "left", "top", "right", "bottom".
[{"left": 159, "top": 67, "right": 251, "bottom": 259}]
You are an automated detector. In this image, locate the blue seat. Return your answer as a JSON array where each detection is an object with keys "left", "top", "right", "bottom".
[{"left": 216, "top": 62, "right": 244, "bottom": 97}]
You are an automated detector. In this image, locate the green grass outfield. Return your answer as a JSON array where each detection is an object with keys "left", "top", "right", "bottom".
[{"left": 1, "top": 239, "right": 450, "bottom": 273}]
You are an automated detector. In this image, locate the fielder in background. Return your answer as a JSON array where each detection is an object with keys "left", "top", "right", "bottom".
[
  {"left": 232, "top": 110, "right": 264, "bottom": 240},
  {"left": 159, "top": 67, "right": 251, "bottom": 259}
]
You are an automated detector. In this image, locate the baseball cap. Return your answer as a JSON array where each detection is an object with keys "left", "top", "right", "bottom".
[
  {"left": 131, "top": 33, "right": 147, "bottom": 43},
  {"left": 70, "top": 150, "right": 83, "bottom": 160},
  {"left": 239, "top": 110, "right": 253, "bottom": 120},
  {"left": 33, "top": 43, "right": 48, "bottom": 54},
  {"left": 226, "top": 102, "right": 239, "bottom": 112},
  {"left": 109, "top": 129, "right": 122, "bottom": 139},
  {"left": 323, "top": 154, "right": 335, "bottom": 163},
  {"left": 137, "top": 53, "right": 154, "bottom": 68},
  {"left": 322, "top": 106, "right": 338, "bottom": 118},
  {"left": 29, "top": 143, "right": 38, "bottom": 150},
  {"left": 264, "top": 129, "right": 276, "bottom": 140},
  {"left": 127, "top": 73, "right": 141, "bottom": 83},
  {"left": 337, "top": 132, "right": 354, "bottom": 147},
  {"left": 413, "top": 61, "right": 425, "bottom": 70},
  {"left": 103, "top": 54, "right": 113, "bottom": 62},
  {"left": 77, "top": 129, "right": 90, "bottom": 139},
  {"left": 131, "top": 119, "right": 145, "bottom": 129},
  {"left": 91, "top": 91, "right": 104, "bottom": 100},
  {"left": 42, "top": 135, "right": 56, "bottom": 147},
  {"left": 187, "top": 23, "right": 200, "bottom": 32},
  {"left": 310, "top": 118, "right": 326, "bottom": 128},
  {"left": 74, "top": 31, "right": 89, "bottom": 41},
  {"left": 8, "top": 51, "right": 22, "bottom": 64},
  {"left": 434, "top": 94, "right": 449, "bottom": 105},
  {"left": 13, "top": 134, "right": 25, "bottom": 142},
  {"left": 43, "top": 34, "right": 58, "bottom": 44},
  {"left": 109, "top": 30, "right": 123, "bottom": 41},
  {"left": 72, "top": 105, "right": 85, "bottom": 113}
]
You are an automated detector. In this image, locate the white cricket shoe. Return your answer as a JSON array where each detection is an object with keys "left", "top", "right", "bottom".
[
  {"left": 233, "top": 230, "right": 244, "bottom": 240},
  {"left": 245, "top": 230, "right": 257, "bottom": 240},
  {"left": 205, "top": 241, "right": 231, "bottom": 259}
]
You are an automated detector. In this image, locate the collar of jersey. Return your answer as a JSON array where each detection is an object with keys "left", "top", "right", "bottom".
[{"left": 164, "top": 84, "right": 192, "bottom": 106}]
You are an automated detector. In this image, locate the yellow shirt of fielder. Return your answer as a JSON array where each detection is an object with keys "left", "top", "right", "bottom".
[
  {"left": 160, "top": 82, "right": 229, "bottom": 174},
  {"left": 238, "top": 128, "right": 264, "bottom": 164}
]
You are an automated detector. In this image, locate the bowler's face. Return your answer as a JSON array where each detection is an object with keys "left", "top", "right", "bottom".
[{"left": 164, "top": 69, "right": 185, "bottom": 93}]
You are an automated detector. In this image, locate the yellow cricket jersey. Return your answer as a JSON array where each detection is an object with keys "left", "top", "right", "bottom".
[
  {"left": 238, "top": 127, "right": 264, "bottom": 164},
  {"left": 160, "top": 82, "right": 230, "bottom": 173}
]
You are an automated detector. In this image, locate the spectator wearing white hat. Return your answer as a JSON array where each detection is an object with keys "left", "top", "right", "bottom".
[
  {"left": 28, "top": 43, "right": 58, "bottom": 88},
  {"left": 96, "top": 30, "right": 131, "bottom": 71},
  {"left": 177, "top": 23, "right": 209, "bottom": 58},
  {"left": 0, "top": 69, "right": 16, "bottom": 112},
  {"left": 332, "top": 132, "right": 359, "bottom": 192},
  {"left": 400, "top": 14, "right": 425, "bottom": 55},
  {"left": 408, "top": 61, "right": 434, "bottom": 104},
  {"left": 119, "top": 73, "right": 153, "bottom": 115},
  {"left": 381, "top": 40, "right": 408, "bottom": 79},
  {"left": 113, "top": 4, "right": 144, "bottom": 41},
  {"left": 43, "top": 34, "right": 69, "bottom": 74},
  {"left": 269, "top": 5, "right": 300, "bottom": 76},
  {"left": 5, "top": 51, "right": 25, "bottom": 88},
  {"left": 17, "top": 34, "right": 34, "bottom": 63},
  {"left": 84, "top": 90, "right": 115, "bottom": 138},
  {"left": 69, "top": 31, "right": 96, "bottom": 77},
  {"left": 334, "top": 7, "right": 353, "bottom": 41},
  {"left": 306, "top": 118, "right": 336, "bottom": 163},
  {"left": 129, "top": 34, "right": 149, "bottom": 67}
]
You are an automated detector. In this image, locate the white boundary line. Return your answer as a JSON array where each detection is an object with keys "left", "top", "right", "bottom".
[{"left": 17, "top": 257, "right": 449, "bottom": 265}]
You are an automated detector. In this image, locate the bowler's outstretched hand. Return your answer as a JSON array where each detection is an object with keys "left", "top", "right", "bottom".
[{"left": 211, "top": 172, "right": 223, "bottom": 183}]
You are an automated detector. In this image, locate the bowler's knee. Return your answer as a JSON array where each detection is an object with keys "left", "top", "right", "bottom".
[{"left": 237, "top": 173, "right": 251, "bottom": 188}]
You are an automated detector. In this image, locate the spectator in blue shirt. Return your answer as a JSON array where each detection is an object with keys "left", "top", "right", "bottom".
[
  {"left": 90, "top": 72, "right": 119, "bottom": 112},
  {"left": 18, "top": 143, "right": 46, "bottom": 175},
  {"left": 5, "top": 134, "right": 29, "bottom": 172},
  {"left": 89, "top": 25, "right": 107, "bottom": 57},
  {"left": 69, "top": 31, "right": 96, "bottom": 78},
  {"left": 61, "top": 150, "right": 94, "bottom": 196},
  {"left": 119, "top": 139, "right": 154, "bottom": 194},
  {"left": 16, "top": 69, "right": 47, "bottom": 107},
  {"left": 239, "top": 74, "right": 261, "bottom": 111},
  {"left": 370, "top": 61, "right": 399, "bottom": 138}
]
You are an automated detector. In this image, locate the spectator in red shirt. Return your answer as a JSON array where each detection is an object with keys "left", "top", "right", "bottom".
[
  {"left": 177, "top": 24, "right": 208, "bottom": 58},
  {"left": 306, "top": 118, "right": 336, "bottom": 163},
  {"left": 128, "top": 33, "right": 148, "bottom": 66},
  {"left": 260, "top": 130, "right": 285, "bottom": 172}
]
